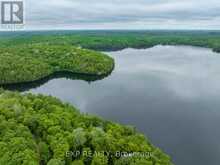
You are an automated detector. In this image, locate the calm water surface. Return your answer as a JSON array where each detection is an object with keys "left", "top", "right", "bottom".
[{"left": 27, "top": 46, "right": 220, "bottom": 165}]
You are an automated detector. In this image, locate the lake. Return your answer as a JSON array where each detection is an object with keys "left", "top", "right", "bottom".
[{"left": 23, "top": 45, "right": 220, "bottom": 165}]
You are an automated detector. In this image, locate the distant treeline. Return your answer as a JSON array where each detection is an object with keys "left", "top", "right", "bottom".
[{"left": 1, "top": 30, "right": 220, "bottom": 52}]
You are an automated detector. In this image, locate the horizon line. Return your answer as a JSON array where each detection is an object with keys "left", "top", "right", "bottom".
[{"left": 1, "top": 29, "right": 220, "bottom": 32}]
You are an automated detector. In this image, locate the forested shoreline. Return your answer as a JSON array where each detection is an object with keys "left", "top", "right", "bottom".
[
  {"left": 0, "top": 90, "right": 173, "bottom": 165},
  {"left": 1, "top": 30, "right": 218, "bottom": 164},
  {"left": 1, "top": 31, "right": 220, "bottom": 52},
  {"left": 0, "top": 44, "right": 114, "bottom": 85}
]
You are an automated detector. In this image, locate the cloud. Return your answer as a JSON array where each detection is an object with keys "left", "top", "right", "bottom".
[{"left": 25, "top": 0, "right": 220, "bottom": 29}]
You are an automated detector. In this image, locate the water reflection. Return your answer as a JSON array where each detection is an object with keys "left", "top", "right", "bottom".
[
  {"left": 1, "top": 71, "right": 111, "bottom": 92},
  {"left": 8, "top": 45, "right": 220, "bottom": 165}
]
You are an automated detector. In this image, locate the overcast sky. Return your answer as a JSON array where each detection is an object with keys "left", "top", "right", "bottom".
[{"left": 24, "top": 0, "right": 220, "bottom": 30}]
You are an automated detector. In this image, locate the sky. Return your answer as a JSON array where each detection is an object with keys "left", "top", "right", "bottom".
[{"left": 5, "top": 0, "right": 220, "bottom": 30}]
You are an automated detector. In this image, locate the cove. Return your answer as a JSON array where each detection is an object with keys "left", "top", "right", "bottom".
[{"left": 8, "top": 45, "right": 220, "bottom": 165}]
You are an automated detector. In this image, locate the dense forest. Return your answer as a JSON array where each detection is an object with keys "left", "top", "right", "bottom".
[
  {"left": 0, "top": 30, "right": 220, "bottom": 52},
  {"left": 0, "top": 44, "right": 114, "bottom": 85},
  {"left": 2, "top": 30, "right": 219, "bottom": 165},
  {"left": 0, "top": 90, "right": 173, "bottom": 165}
]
